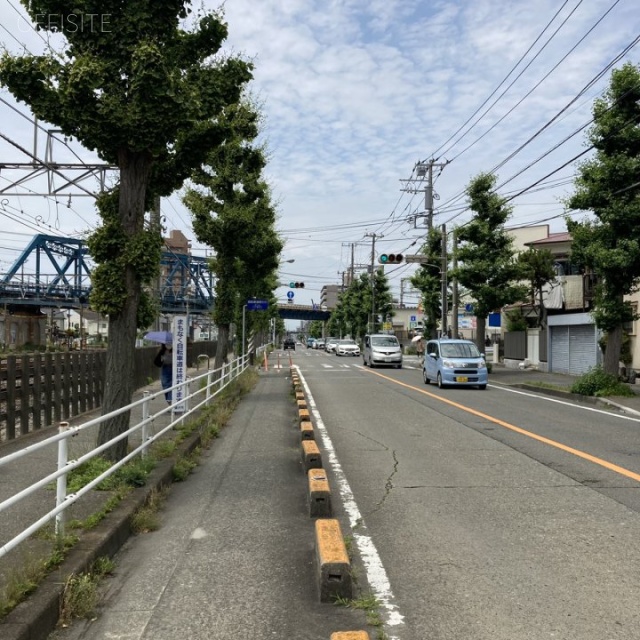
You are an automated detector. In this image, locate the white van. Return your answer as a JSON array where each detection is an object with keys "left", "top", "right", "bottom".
[{"left": 363, "top": 334, "right": 403, "bottom": 369}]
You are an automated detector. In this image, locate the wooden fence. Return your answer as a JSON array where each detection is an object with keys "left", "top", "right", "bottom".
[{"left": 0, "top": 341, "right": 218, "bottom": 444}]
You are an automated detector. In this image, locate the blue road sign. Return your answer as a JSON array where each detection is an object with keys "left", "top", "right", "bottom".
[
  {"left": 286, "top": 291, "right": 295, "bottom": 299},
  {"left": 247, "top": 299, "right": 269, "bottom": 311},
  {"left": 410, "top": 315, "right": 416, "bottom": 322}
]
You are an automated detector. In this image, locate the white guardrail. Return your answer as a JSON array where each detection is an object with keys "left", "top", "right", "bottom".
[{"left": 0, "top": 350, "right": 266, "bottom": 560}]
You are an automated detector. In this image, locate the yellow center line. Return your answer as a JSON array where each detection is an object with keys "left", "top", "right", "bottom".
[{"left": 364, "top": 368, "right": 640, "bottom": 484}]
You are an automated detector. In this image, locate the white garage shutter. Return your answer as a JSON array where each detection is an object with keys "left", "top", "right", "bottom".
[
  {"left": 568, "top": 325, "right": 597, "bottom": 376},
  {"left": 551, "top": 326, "right": 570, "bottom": 374}
]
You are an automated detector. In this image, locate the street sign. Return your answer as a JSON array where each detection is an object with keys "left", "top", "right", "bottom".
[
  {"left": 404, "top": 254, "right": 433, "bottom": 264},
  {"left": 246, "top": 299, "right": 268, "bottom": 311},
  {"left": 286, "top": 291, "right": 294, "bottom": 299}
]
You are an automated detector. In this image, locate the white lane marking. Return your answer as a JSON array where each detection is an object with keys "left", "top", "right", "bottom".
[
  {"left": 293, "top": 365, "right": 405, "bottom": 637},
  {"left": 489, "top": 383, "right": 640, "bottom": 422},
  {"left": 321, "top": 363, "right": 333, "bottom": 369}
]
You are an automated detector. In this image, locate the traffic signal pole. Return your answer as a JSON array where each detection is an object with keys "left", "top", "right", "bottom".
[{"left": 365, "top": 232, "right": 383, "bottom": 333}]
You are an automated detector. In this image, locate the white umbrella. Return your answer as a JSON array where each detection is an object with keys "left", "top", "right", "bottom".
[{"left": 411, "top": 334, "right": 424, "bottom": 343}]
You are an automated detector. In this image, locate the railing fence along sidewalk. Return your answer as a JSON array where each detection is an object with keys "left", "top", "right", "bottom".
[{"left": 0, "top": 351, "right": 255, "bottom": 561}]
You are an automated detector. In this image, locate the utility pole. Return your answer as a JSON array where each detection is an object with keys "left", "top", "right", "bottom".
[
  {"left": 365, "top": 232, "right": 383, "bottom": 333},
  {"left": 441, "top": 224, "right": 448, "bottom": 337},
  {"left": 400, "top": 159, "right": 448, "bottom": 230},
  {"left": 350, "top": 243, "right": 355, "bottom": 286},
  {"left": 451, "top": 229, "right": 458, "bottom": 339}
]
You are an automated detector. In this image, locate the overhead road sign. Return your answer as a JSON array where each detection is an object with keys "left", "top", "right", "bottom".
[{"left": 404, "top": 254, "right": 434, "bottom": 264}]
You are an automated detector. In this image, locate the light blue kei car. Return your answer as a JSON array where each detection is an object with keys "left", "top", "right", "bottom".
[{"left": 422, "top": 339, "right": 488, "bottom": 390}]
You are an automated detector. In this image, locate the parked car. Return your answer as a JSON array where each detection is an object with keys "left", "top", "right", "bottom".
[
  {"left": 335, "top": 339, "right": 360, "bottom": 357},
  {"left": 363, "top": 334, "right": 402, "bottom": 368},
  {"left": 325, "top": 337, "right": 339, "bottom": 353},
  {"left": 423, "top": 339, "right": 487, "bottom": 389},
  {"left": 283, "top": 337, "right": 296, "bottom": 350},
  {"left": 314, "top": 339, "right": 325, "bottom": 350},
  {"left": 306, "top": 337, "right": 316, "bottom": 348}
]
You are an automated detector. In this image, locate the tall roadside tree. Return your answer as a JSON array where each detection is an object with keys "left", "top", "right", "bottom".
[
  {"left": 0, "top": 3, "right": 252, "bottom": 460},
  {"left": 566, "top": 62, "right": 640, "bottom": 375},
  {"left": 518, "top": 248, "right": 556, "bottom": 328},
  {"left": 454, "top": 173, "right": 528, "bottom": 352},
  {"left": 183, "top": 103, "right": 282, "bottom": 374},
  {"left": 410, "top": 227, "right": 443, "bottom": 338}
]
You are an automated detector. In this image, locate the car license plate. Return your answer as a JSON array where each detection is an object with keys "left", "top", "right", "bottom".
[{"left": 456, "top": 376, "right": 468, "bottom": 383}]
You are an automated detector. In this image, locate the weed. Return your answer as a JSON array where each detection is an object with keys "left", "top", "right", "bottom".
[
  {"left": 131, "top": 487, "right": 167, "bottom": 534},
  {"left": 152, "top": 439, "right": 177, "bottom": 459},
  {"left": 571, "top": 366, "right": 636, "bottom": 397},
  {"left": 334, "top": 591, "right": 387, "bottom": 637},
  {"left": 173, "top": 455, "right": 197, "bottom": 481}
]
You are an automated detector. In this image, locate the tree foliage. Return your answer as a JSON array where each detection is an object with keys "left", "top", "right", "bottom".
[
  {"left": 566, "top": 62, "right": 640, "bottom": 374},
  {"left": 410, "top": 227, "right": 442, "bottom": 338},
  {"left": 0, "top": 2, "right": 252, "bottom": 460},
  {"left": 328, "top": 270, "right": 394, "bottom": 340},
  {"left": 517, "top": 248, "right": 556, "bottom": 328},
  {"left": 183, "top": 102, "right": 283, "bottom": 372},
  {"left": 454, "top": 173, "right": 528, "bottom": 351}
]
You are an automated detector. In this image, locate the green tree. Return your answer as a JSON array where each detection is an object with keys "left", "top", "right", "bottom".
[
  {"left": 517, "top": 248, "right": 557, "bottom": 328},
  {"left": 371, "top": 269, "right": 394, "bottom": 334},
  {"left": 566, "top": 62, "right": 640, "bottom": 375},
  {"left": 0, "top": 3, "right": 252, "bottom": 460},
  {"left": 183, "top": 103, "right": 282, "bottom": 373},
  {"left": 308, "top": 321, "right": 324, "bottom": 339},
  {"left": 454, "top": 173, "right": 528, "bottom": 351},
  {"left": 410, "top": 228, "right": 443, "bottom": 338}
]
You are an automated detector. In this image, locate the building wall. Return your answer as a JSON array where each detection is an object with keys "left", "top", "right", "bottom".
[{"left": 320, "top": 285, "right": 342, "bottom": 310}]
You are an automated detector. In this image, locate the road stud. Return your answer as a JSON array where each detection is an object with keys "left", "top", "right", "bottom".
[
  {"left": 308, "top": 468, "right": 331, "bottom": 517},
  {"left": 315, "top": 519, "right": 352, "bottom": 602},
  {"left": 300, "top": 422, "right": 315, "bottom": 441},
  {"left": 301, "top": 439, "right": 322, "bottom": 471}
]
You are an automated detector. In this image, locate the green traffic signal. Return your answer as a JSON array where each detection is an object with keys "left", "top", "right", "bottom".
[
  {"left": 378, "top": 253, "right": 403, "bottom": 264},
  {"left": 289, "top": 282, "right": 305, "bottom": 288}
]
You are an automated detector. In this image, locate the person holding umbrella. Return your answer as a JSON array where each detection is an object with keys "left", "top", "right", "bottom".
[{"left": 149, "top": 334, "right": 173, "bottom": 404}]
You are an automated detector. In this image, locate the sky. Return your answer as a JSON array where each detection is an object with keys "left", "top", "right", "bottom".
[{"left": 0, "top": 0, "right": 639, "bottom": 315}]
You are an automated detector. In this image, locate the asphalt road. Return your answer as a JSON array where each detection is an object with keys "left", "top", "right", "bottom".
[
  {"left": 294, "top": 347, "right": 640, "bottom": 639},
  {"left": 45, "top": 348, "right": 640, "bottom": 640}
]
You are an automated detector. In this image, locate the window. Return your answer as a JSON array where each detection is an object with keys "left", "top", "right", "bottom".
[{"left": 624, "top": 303, "right": 637, "bottom": 335}]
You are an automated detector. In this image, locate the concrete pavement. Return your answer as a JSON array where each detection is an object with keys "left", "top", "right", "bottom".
[{"left": 3, "top": 352, "right": 640, "bottom": 639}]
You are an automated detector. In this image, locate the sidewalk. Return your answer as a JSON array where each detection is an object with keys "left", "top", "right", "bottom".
[{"left": 1, "top": 355, "right": 367, "bottom": 640}]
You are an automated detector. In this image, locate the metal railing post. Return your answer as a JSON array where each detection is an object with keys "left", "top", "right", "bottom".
[
  {"left": 206, "top": 370, "right": 213, "bottom": 402},
  {"left": 141, "top": 391, "right": 151, "bottom": 458},
  {"left": 55, "top": 422, "right": 70, "bottom": 536}
]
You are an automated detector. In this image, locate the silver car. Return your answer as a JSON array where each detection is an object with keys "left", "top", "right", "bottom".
[{"left": 335, "top": 339, "right": 360, "bottom": 357}]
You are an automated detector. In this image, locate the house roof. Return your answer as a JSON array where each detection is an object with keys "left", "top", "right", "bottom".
[{"left": 525, "top": 232, "right": 572, "bottom": 246}]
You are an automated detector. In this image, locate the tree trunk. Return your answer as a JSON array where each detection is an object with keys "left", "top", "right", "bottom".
[
  {"left": 475, "top": 315, "right": 487, "bottom": 353},
  {"left": 602, "top": 324, "right": 623, "bottom": 377},
  {"left": 214, "top": 323, "right": 230, "bottom": 377},
  {"left": 98, "top": 149, "right": 153, "bottom": 461}
]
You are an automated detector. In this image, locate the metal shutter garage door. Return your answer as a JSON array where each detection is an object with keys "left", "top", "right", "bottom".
[
  {"left": 568, "top": 324, "right": 597, "bottom": 375},
  {"left": 551, "top": 326, "right": 570, "bottom": 374},
  {"left": 551, "top": 324, "right": 596, "bottom": 375}
]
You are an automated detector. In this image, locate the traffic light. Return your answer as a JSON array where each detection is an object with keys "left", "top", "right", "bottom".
[
  {"left": 378, "top": 253, "right": 404, "bottom": 264},
  {"left": 289, "top": 282, "right": 305, "bottom": 288}
]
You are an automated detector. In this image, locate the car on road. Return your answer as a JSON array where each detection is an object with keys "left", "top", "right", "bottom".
[
  {"left": 283, "top": 337, "right": 296, "bottom": 350},
  {"left": 314, "top": 338, "right": 325, "bottom": 350},
  {"left": 335, "top": 339, "right": 360, "bottom": 357},
  {"left": 423, "top": 338, "right": 487, "bottom": 389},
  {"left": 363, "top": 334, "right": 402, "bottom": 368},
  {"left": 306, "top": 337, "right": 316, "bottom": 348},
  {"left": 324, "top": 337, "right": 340, "bottom": 353}
]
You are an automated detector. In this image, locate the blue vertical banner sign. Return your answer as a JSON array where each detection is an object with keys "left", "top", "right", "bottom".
[{"left": 172, "top": 315, "right": 187, "bottom": 413}]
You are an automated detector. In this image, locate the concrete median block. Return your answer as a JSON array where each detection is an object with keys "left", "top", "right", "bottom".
[
  {"left": 300, "top": 422, "right": 315, "bottom": 441},
  {"left": 297, "top": 398, "right": 307, "bottom": 410},
  {"left": 308, "top": 469, "right": 331, "bottom": 517},
  {"left": 330, "top": 632, "right": 370, "bottom": 640},
  {"left": 301, "top": 439, "right": 322, "bottom": 471},
  {"left": 299, "top": 408, "right": 311, "bottom": 423},
  {"left": 315, "top": 519, "right": 352, "bottom": 602},
  {"left": 295, "top": 390, "right": 305, "bottom": 400}
]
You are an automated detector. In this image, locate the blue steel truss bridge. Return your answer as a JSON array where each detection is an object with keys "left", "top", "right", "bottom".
[{"left": 0, "top": 234, "right": 215, "bottom": 315}]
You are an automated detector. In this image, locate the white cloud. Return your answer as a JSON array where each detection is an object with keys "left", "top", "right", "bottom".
[{"left": 0, "top": 0, "right": 638, "bottom": 305}]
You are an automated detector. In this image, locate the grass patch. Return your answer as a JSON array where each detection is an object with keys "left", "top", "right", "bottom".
[
  {"left": 58, "top": 557, "right": 115, "bottom": 626},
  {"left": 334, "top": 592, "right": 388, "bottom": 639},
  {"left": 131, "top": 487, "right": 168, "bottom": 534},
  {"left": 570, "top": 366, "right": 636, "bottom": 397}
]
